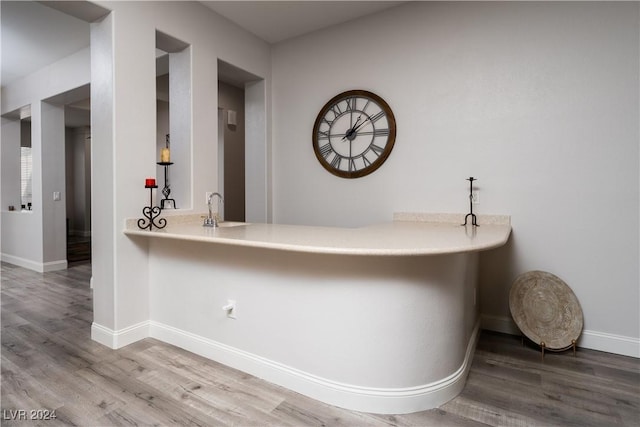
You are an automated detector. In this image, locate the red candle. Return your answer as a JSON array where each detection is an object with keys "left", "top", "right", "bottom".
[{"left": 145, "top": 178, "right": 156, "bottom": 187}]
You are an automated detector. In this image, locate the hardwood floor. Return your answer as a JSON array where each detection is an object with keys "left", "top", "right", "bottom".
[
  {"left": 66, "top": 236, "right": 91, "bottom": 266},
  {"left": 2, "top": 262, "right": 638, "bottom": 426}
]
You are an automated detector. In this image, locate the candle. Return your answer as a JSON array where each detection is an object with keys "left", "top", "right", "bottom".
[
  {"left": 161, "top": 148, "right": 170, "bottom": 163},
  {"left": 145, "top": 178, "right": 156, "bottom": 187}
]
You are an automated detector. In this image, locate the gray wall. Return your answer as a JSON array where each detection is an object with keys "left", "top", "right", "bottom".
[{"left": 271, "top": 1, "right": 639, "bottom": 355}]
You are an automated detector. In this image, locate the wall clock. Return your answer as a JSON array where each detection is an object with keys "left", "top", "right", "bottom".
[{"left": 312, "top": 90, "right": 396, "bottom": 179}]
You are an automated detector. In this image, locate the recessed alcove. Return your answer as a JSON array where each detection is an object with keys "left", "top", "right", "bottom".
[
  {"left": 217, "top": 59, "right": 267, "bottom": 223},
  {"left": 155, "top": 30, "right": 191, "bottom": 210},
  {"left": 0, "top": 105, "right": 31, "bottom": 212}
]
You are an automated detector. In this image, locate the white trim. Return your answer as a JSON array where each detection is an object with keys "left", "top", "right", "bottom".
[
  {"left": 148, "top": 320, "right": 481, "bottom": 414},
  {"left": 91, "top": 321, "right": 149, "bottom": 349},
  {"left": 481, "top": 314, "right": 640, "bottom": 358},
  {"left": 43, "top": 260, "right": 67, "bottom": 272},
  {"left": 579, "top": 330, "right": 640, "bottom": 358},
  {"left": 1, "top": 254, "right": 43, "bottom": 271},
  {"left": 90, "top": 322, "right": 115, "bottom": 348},
  {"left": 481, "top": 314, "right": 522, "bottom": 336},
  {"left": 1, "top": 253, "right": 66, "bottom": 272},
  {"left": 90, "top": 318, "right": 482, "bottom": 412}
]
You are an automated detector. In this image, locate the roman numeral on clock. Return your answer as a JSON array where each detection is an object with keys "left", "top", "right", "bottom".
[
  {"left": 344, "top": 97, "right": 356, "bottom": 112},
  {"left": 330, "top": 104, "right": 342, "bottom": 118},
  {"left": 370, "top": 143, "right": 385, "bottom": 156},
  {"left": 330, "top": 154, "right": 342, "bottom": 169},
  {"left": 319, "top": 143, "right": 332, "bottom": 158},
  {"left": 369, "top": 111, "right": 385, "bottom": 123}
]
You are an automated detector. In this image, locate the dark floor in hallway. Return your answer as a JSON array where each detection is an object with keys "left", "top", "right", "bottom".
[{"left": 66, "top": 236, "right": 91, "bottom": 266}]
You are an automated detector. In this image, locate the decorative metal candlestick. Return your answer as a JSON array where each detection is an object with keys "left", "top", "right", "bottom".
[
  {"left": 157, "top": 162, "right": 176, "bottom": 209},
  {"left": 158, "top": 134, "right": 176, "bottom": 209},
  {"left": 138, "top": 183, "right": 167, "bottom": 230},
  {"left": 462, "top": 177, "right": 479, "bottom": 227}
]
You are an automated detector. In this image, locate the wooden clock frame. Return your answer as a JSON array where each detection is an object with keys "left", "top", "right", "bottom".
[{"left": 312, "top": 90, "right": 396, "bottom": 179}]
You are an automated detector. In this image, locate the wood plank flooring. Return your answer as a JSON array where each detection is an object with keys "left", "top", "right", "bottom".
[{"left": 2, "top": 261, "right": 638, "bottom": 426}]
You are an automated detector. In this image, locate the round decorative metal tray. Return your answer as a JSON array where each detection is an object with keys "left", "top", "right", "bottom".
[{"left": 509, "top": 270, "right": 583, "bottom": 350}]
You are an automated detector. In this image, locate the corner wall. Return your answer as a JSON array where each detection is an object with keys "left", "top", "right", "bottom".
[
  {"left": 1, "top": 48, "right": 90, "bottom": 272},
  {"left": 89, "top": 0, "right": 271, "bottom": 347}
]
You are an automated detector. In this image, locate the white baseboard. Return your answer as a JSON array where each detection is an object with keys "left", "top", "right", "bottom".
[
  {"left": 481, "top": 314, "right": 522, "bottom": 336},
  {"left": 43, "top": 260, "right": 68, "bottom": 272},
  {"left": 578, "top": 330, "right": 640, "bottom": 358},
  {"left": 148, "top": 320, "right": 481, "bottom": 414},
  {"left": 481, "top": 314, "right": 640, "bottom": 358},
  {"left": 91, "top": 321, "right": 149, "bottom": 349},
  {"left": 1, "top": 253, "right": 67, "bottom": 272}
]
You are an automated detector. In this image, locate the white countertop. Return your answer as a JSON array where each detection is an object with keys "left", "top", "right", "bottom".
[{"left": 124, "top": 213, "right": 511, "bottom": 256}]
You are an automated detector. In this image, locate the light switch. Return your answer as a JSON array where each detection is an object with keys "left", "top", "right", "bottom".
[
  {"left": 227, "top": 110, "right": 237, "bottom": 126},
  {"left": 53, "top": 191, "right": 61, "bottom": 201}
]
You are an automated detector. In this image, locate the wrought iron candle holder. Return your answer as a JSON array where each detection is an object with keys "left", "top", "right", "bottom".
[
  {"left": 138, "top": 183, "right": 167, "bottom": 230},
  {"left": 157, "top": 161, "right": 176, "bottom": 209},
  {"left": 462, "top": 176, "right": 479, "bottom": 227},
  {"left": 158, "top": 134, "right": 176, "bottom": 209}
]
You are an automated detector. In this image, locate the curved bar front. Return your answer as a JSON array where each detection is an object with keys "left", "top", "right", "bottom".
[{"left": 122, "top": 213, "right": 511, "bottom": 414}]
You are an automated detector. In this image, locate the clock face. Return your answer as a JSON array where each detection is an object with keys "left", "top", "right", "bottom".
[{"left": 312, "top": 90, "right": 396, "bottom": 179}]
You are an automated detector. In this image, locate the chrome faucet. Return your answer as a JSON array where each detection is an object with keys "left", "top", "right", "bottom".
[{"left": 203, "top": 192, "right": 223, "bottom": 227}]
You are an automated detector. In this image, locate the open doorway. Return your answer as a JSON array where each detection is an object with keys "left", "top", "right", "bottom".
[
  {"left": 63, "top": 90, "right": 91, "bottom": 265},
  {"left": 65, "top": 126, "right": 91, "bottom": 265},
  {"left": 43, "top": 83, "right": 93, "bottom": 266},
  {"left": 218, "top": 59, "right": 263, "bottom": 222},
  {"left": 218, "top": 81, "right": 245, "bottom": 221}
]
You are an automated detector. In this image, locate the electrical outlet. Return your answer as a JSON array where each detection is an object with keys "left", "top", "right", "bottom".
[
  {"left": 471, "top": 191, "right": 479, "bottom": 204},
  {"left": 222, "top": 299, "right": 237, "bottom": 319},
  {"left": 205, "top": 192, "right": 213, "bottom": 204}
]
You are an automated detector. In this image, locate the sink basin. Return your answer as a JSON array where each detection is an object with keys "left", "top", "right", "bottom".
[{"left": 216, "top": 221, "right": 249, "bottom": 228}]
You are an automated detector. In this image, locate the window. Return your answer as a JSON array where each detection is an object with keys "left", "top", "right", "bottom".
[{"left": 21, "top": 146, "right": 33, "bottom": 210}]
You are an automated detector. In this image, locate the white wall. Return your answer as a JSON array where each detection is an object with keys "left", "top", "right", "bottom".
[
  {"left": 89, "top": 0, "right": 271, "bottom": 345},
  {"left": 1, "top": 48, "right": 90, "bottom": 271},
  {"left": 168, "top": 46, "right": 192, "bottom": 209},
  {"left": 271, "top": 2, "right": 639, "bottom": 355},
  {"left": 245, "top": 80, "right": 269, "bottom": 223},
  {"left": 3, "top": 1, "right": 636, "bottom": 358},
  {"left": 39, "top": 101, "right": 67, "bottom": 265}
]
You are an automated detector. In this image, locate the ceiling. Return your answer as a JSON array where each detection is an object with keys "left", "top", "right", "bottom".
[
  {"left": 1, "top": 0, "right": 407, "bottom": 125},
  {"left": 1, "top": 1, "right": 91, "bottom": 87},
  {"left": 2, "top": 1, "right": 407, "bottom": 87},
  {"left": 201, "top": 1, "right": 406, "bottom": 44}
]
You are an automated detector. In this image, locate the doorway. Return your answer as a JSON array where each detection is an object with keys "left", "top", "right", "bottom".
[
  {"left": 218, "top": 81, "right": 245, "bottom": 222},
  {"left": 63, "top": 93, "right": 92, "bottom": 265},
  {"left": 218, "top": 59, "right": 265, "bottom": 223}
]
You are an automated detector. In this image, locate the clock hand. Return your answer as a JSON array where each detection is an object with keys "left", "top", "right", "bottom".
[
  {"left": 352, "top": 115, "right": 362, "bottom": 129},
  {"left": 350, "top": 115, "right": 372, "bottom": 134},
  {"left": 342, "top": 115, "right": 363, "bottom": 141}
]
